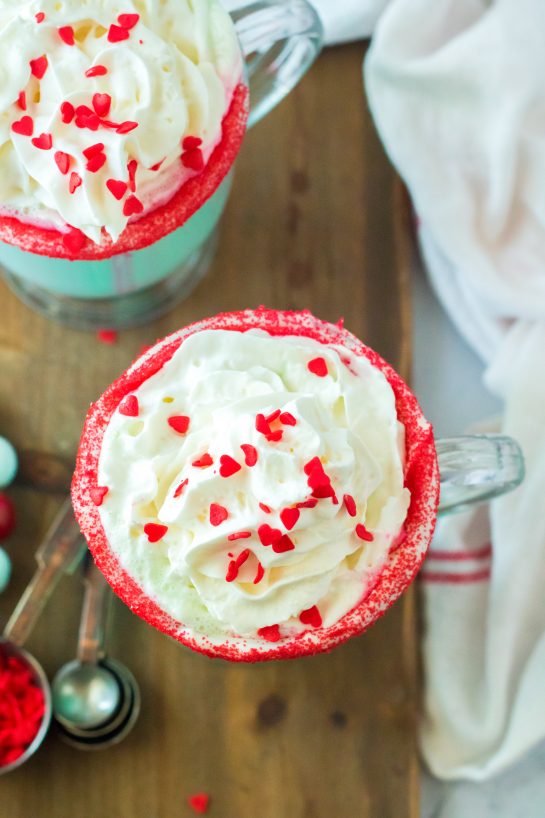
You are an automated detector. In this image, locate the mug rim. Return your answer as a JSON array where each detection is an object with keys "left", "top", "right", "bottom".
[{"left": 72, "top": 308, "right": 440, "bottom": 662}]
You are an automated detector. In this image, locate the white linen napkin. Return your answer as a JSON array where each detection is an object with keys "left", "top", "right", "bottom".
[{"left": 365, "top": 0, "right": 545, "bottom": 781}]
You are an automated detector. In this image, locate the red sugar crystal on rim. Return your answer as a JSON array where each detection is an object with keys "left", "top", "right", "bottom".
[
  {"left": 254, "top": 562, "right": 265, "bottom": 584},
  {"left": 69, "top": 172, "right": 82, "bottom": 194},
  {"left": 173, "top": 479, "right": 188, "bottom": 499},
  {"left": 119, "top": 394, "right": 139, "bottom": 417},
  {"left": 209, "top": 503, "right": 228, "bottom": 527},
  {"left": 35, "top": 12, "right": 45, "bottom": 23},
  {"left": 259, "top": 503, "right": 271, "bottom": 514},
  {"left": 257, "top": 524, "right": 282, "bottom": 546},
  {"left": 219, "top": 455, "right": 241, "bottom": 478},
  {"left": 272, "top": 534, "right": 295, "bottom": 554},
  {"left": 106, "top": 179, "right": 128, "bottom": 200},
  {"left": 280, "top": 507, "right": 299, "bottom": 531},
  {"left": 307, "top": 357, "right": 328, "bottom": 377},
  {"left": 90, "top": 486, "right": 109, "bottom": 506},
  {"left": 258, "top": 625, "right": 281, "bottom": 642},
  {"left": 167, "top": 415, "right": 190, "bottom": 434},
  {"left": 240, "top": 444, "right": 258, "bottom": 467},
  {"left": 97, "top": 329, "right": 117, "bottom": 344},
  {"left": 62, "top": 227, "right": 85, "bottom": 252},
  {"left": 61, "top": 101, "right": 75, "bottom": 124},
  {"left": 54, "top": 151, "right": 71, "bottom": 175},
  {"left": 118, "top": 13, "right": 140, "bottom": 29},
  {"left": 92, "top": 93, "right": 111, "bottom": 118},
  {"left": 192, "top": 453, "right": 213, "bottom": 468},
  {"left": 108, "top": 24, "right": 130, "bottom": 42},
  {"left": 30, "top": 55, "right": 48, "bottom": 79},
  {"left": 117, "top": 121, "right": 139, "bottom": 134},
  {"left": 343, "top": 494, "right": 357, "bottom": 517},
  {"left": 31, "top": 133, "right": 52, "bottom": 150},
  {"left": 182, "top": 136, "right": 202, "bottom": 151},
  {"left": 58, "top": 25, "right": 75, "bottom": 45},
  {"left": 85, "top": 65, "right": 108, "bottom": 77},
  {"left": 299, "top": 605, "right": 322, "bottom": 628},
  {"left": 182, "top": 148, "right": 204, "bottom": 172},
  {"left": 123, "top": 195, "right": 144, "bottom": 217},
  {"left": 355, "top": 523, "right": 374, "bottom": 542},
  {"left": 17, "top": 91, "right": 26, "bottom": 111},
  {"left": 86, "top": 152, "right": 107, "bottom": 173},
  {"left": 11, "top": 117, "right": 33, "bottom": 136},
  {"left": 188, "top": 793, "right": 210, "bottom": 815},
  {"left": 227, "top": 531, "right": 251, "bottom": 541},
  {"left": 279, "top": 411, "right": 296, "bottom": 426},
  {"left": 144, "top": 523, "right": 168, "bottom": 543}
]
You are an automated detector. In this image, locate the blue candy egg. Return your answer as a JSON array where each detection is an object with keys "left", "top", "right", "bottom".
[
  {"left": 0, "top": 547, "right": 11, "bottom": 592},
  {"left": 0, "top": 437, "right": 18, "bottom": 489}
]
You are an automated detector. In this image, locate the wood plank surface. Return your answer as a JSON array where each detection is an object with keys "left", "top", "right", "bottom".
[{"left": 0, "top": 43, "right": 417, "bottom": 818}]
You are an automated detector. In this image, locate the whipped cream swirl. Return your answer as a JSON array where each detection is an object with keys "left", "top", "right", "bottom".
[
  {"left": 0, "top": 0, "right": 243, "bottom": 243},
  {"left": 97, "top": 329, "right": 411, "bottom": 642}
]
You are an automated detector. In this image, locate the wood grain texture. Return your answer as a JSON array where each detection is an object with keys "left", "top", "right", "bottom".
[{"left": 0, "top": 43, "right": 417, "bottom": 818}]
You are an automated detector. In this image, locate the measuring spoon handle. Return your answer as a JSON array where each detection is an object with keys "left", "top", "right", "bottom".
[
  {"left": 77, "top": 553, "right": 110, "bottom": 664},
  {"left": 3, "top": 499, "right": 85, "bottom": 647}
]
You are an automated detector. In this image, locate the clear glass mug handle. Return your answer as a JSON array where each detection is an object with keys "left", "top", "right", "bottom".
[
  {"left": 231, "top": 0, "right": 324, "bottom": 128},
  {"left": 437, "top": 434, "right": 525, "bottom": 515}
]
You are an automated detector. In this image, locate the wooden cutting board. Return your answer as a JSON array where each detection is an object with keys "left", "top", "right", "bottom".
[{"left": 0, "top": 42, "right": 417, "bottom": 818}]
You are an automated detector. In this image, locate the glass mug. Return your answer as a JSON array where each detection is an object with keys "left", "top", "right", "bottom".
[{"left": 0, "top": 1, "right": 323, "bottom": 329}]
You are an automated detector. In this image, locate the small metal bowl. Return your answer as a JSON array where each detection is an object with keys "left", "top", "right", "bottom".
[{"left": 0, "top": 639, "right": 52, "bottom": 775}]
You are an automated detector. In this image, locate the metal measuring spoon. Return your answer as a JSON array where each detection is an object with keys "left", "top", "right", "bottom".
[
  {"left": 52, "top": 553, "right": 140, "bottom": 749},
  {"left": 0, "top": 500, "right": 85, "bottom": 774}
]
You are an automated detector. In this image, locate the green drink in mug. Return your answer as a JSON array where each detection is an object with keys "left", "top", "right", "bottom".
[{"left": 0, "top": 0, "right": 323, "bottom": 328}]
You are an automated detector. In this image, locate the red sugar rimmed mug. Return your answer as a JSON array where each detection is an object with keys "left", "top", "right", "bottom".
[{"left": 72, "top": 308, "right": 524, "bottom": 661}]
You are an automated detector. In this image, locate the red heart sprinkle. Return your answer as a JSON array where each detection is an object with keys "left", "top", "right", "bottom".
[
  {"left": 58, "top": 25, "right": 75, "bottom": 45},
  {"left": 257, "top": 524, "right": 282, "bottom": 546},
  {"left": 105, "top": 179, "right": 127, "bottom": 200},
  {"left": 90, "top": 486, "right": 109, "bottom": 506},
  {"left": 235, "top": 549, "right": 251, "bottom": 566},
  {"left": 75, "top": 113, "right": 101, "bottom": 131},
  {"left": 296, "top": 499, "right": 318, "bottom": 509},
  {"left": 355, "top": 523, "right": 374, "bottom": 542},
  {"left": 68, "top": 172, "right": 82, "bottom": 194},
  {"left": 17, "top": 91, "right": 26, "bottom": 111},
  {"left": 266, "top": 430, "right": 283, "bottom": 443},
  {"left": 11, "top": 116, "right": 34, "bottom": 137},
  {"left": 280, "top": 508, "right": 300, "bottom": 531},
  {"left": 254, "top": 562, "right": 265, "bottom": 584},
  {"left": 307, "top": 357, "right": 328, "bottom": 377},
  {"left": 279, "top": 412, "right": 297, "bottom": 426},
  {"left": 182, "top": 136, "right": 202, "bottom": 150},
  {"left": 265, "top": 409, "right": 281, "bottom": 424},
  {"left": 83, "top": 143, "right": 105, "bottom": 159},
  {"left": 118, "top": 13, "right": 140, "bottom": 29},
  {"left": 61, "top": 101, "right": 75, "bottom": 123},
  {"left": 123, "top": 195, "right": 143, "bottom": 217},
  {"left": 108, "top": 24, "right": 130, "bottom": 42},
  {"left": 259, "top": 503, "right": 271, "bottom": 514},
  {"left": 86, "top": 152, "right": 107, "bottom": 173},
  {"left": 144, "top": 523, "right": 168, "bottom": 543},
  {"left": 227, "top": 531, "right": 251, "bottom": 541},
  {"left": 127, "top": 158, "right": 138, "bottom": 191},
  {"left": 167, "top": 415, "right": 190, "bottom": 434},
  {"left": 182, "top": 148, "right": 204, "bottom": 172},
  {"left": 149, "top": 159, "right": 164, "bottom": 172},
  {"left": 97, "top": 329, "right": 117, "bottom": 344},
  {"left": 257, "top": 625, "right": 281, "bottom": 642},
  {"left": 209, "top": 503, "right": 228, "bottom": 527},
  {"left": 311, "top": 484, "right": 336, "bottom": 500},
  {"left": 119, "top": 395, "right": 139, "bottom": 417},
  {"left": 30, "top": 55, "right": 48, "bottom": 79},
  {"left": 188, "top": 793, "right": 209, "bottom": 815},
  {"left": 76, "top": 105, "right": 94, "bottom": 118},
  {"left": 192, "top": 453, "right": 213, "bottom": 468},
  {"left": 343, "top": 494, "right": 357, "bottom": 517},
  {"left": 304, "top": 457, "right": 323, "bottom": 476},
  {"left": 85, "top": 65, "right": 108, "bottom": 77},
  {"left": 117, "top": 120, "right": 138, "bottom": 134},
  {"left": 54, "top": 151, "right": 71, "bottom": 175},
  {"left": 35, "top": 12, "right": 45, "bottom": 23},
  {"left": 173, "top": 479, "right": 188, "bottom": 499},
  {"left": 299, "top": 605, "right": 322, "bottom": 628},
  {"left": 101, "top": 119, "right": 121, "bottom": 130},
  {"left": 307, "top": 468, "right": 330, "bottom": 491},
  {"left": 31, "top": 132, "right": 52, "bottom": 150},
  {"left": 272, "top": 534, "right": 295, "bottom": 553},
  {"left": 240, "top": 444, "right": 258, "bottom": 467},
  {"left": 219, "top": 455, "right": 241, "bottom": 478},
  {"left": 62, "top": 226, "right": 85, "bottom": 252},
  {"left": 92, "top": 93, "right": 111, "bottom": 118},
  {"left": 225, "top": 560, "right": 238, "bottom": 582},
  {"left": 255, "top": 414, "right": 270, "bottom": 435}
]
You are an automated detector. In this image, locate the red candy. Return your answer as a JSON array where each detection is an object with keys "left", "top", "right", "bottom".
[
  {"left": 227, "top": 531, "right": 251, "bottom": 541},
  {"left": 118, "top": 13, "right": 140, "bottom": 29},
  {"left": 280, "top": 507, "right": 299, "bottom": 531},
  {"left": 192, "top": 454, "right": 213, "bottom": 468},
  {"left": 307, "top": 357, "right": 328, "bottom": 377},
  {"left": 31, "top": 133, "right": 52, "bottom": 151},
  {"left": 58, "top": 26, "right": 75, "bottom": 45},
  {"left": 86, "top": 153, "right": 107, "bottom": 173},
  {"left": 343, "top": 494, "right": 357, "bottom": 517},
  {"left": 259, "top": 503, "right": 271, "bottom": 514},
  {"left": 97, "top": 329, "right": 117, "bottom": 344},
  {"left": 0, "top": 648, "right": 45, "bottom": 769},
  {"left": 54, "top": 151, "right": 71, "bottom": 175},
  {"left": 225, "top": 548, "right": 250, "bottom": 581},
  {"left": 296, "top": 499, "right": 318, "bottom": 509},
  {"left": 117, "top": 121, "right": 138, "bottom": 134},
  {"left": 11, "top": 117, "right": 34, "bottom": 137},
  {"left": 265, "top": 409, "right": 281, "bottom": 424},
  {"left": 123, "top": 195, "right": 144, "bottom": 217},
  {"left": 355, "top": 523, "right": 374, "bottom": 542},
  {"left": 35, "top": 12, "right": 45, "bottom": 23},
  {"left": 240, "top": 444, "right": 258, "bottom": 467},
  {"left": 272, "top": 534, "right": 295, "bottom": 554},
  {"left": 17, "top": 91, "right": 26, "bottom": 111},
  {"left": 182, "top": 136, "right": 202, "bottom": 151},
  {"left": 85, "top": 65, "right": 108, "bottom": 78},
  {"left": 69, "top": 172, "right": 82, "bottom": 194},
  {"left": 279, "top": 412, "right": 296, "bottom": 426},
  {"left": 62, "top": 226, "right": 85, "bottom": 252},
  {"left": 83, "top": 143, "right": 105, "bottom": 159},
  {"left": 167, "top": 415, "right": 190, "bottom": 434},
  {"left": 257, "top": 625, "right": 281, "bottom": 643},
  {"left": 209, "top": 503, "right": 228, "bottom": 527},
  {"left": 29, "top": 55, "right": 48, "bottom": 79},
  {"left": 60, "top": 101, "right": 75, "bottom": 124},
  {"left": 0, "top": 493, "right": 16, "bottom": 540},
  {"left": 173, "top": 479, "right": 188, "bottom": 499},
  {"left": 299, "top": 605, "right": 322, "bottom": 628},
  {"left": 182, "top": 148, "right": 204, "bottom": 172},
  {"left": 144, "top": 523, "right": 168, "bottom": 543},
  {"left": 255, "top": 414, "right": 270, "bottom": 435},
  {"left": 108, "top": 24, "right": 130, "bottom": 42},
  {"left": 106, "top": 179, "right": 127, "bottom": 201},
  {"left": 90, "top": 486, "right": 109, "bottom": 507},
  {"left": 219, "top": 455, "right": 241, "bottom": 478},
  {"left": 92, "top": 93, "right": 111, "bottom": 118},
  {"left": 119, "top": 394, "right": 139, "bottom": 417},
  {"left": 127, "top": 159, "right": 138, "bottom": 191},
  {"left": 254, "top": 562, "right": 265, "bottom": 584},
  {"left": 257, "top": 524, "right": 282, "bottom": 546},
  {"left": 265, "top": 430, "right": 283, "bottom": 443}
]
